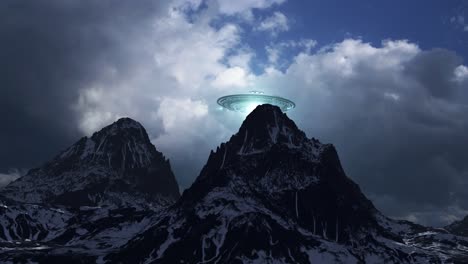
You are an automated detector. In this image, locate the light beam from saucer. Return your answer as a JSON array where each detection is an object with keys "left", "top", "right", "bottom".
[{"left": 217, "top": 91, "right": 295, "bottom": 113}]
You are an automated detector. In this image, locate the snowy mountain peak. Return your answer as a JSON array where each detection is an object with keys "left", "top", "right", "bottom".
[
  {"left": 75, "top": 117, "right": 157, "bottom": 169},
  {"left": 1, "top": 118, "right": 180, "bottom": 207},
  {"left": 98, "top": 117, "right": 145, "bottom": 136},
  {"left": 232, "top": 104, "right": 312, "bottom": 155},
  {"left": 189, "top": 104, "right": 327, "bottom": 191},
  {"left": 182, "top": 104, "right": 373, "bottom": 222}
]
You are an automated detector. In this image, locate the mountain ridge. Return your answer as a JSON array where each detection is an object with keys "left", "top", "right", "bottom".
[
  {"left": 1, "top": 117, "right": 180, "bottom": 207},
  {"left": 1, "top": 105, "right": 468, "bottom": 263}
]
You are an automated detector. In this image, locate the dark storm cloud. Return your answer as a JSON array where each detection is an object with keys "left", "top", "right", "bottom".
[
  {"left": 404, "top": 49, "right": 462, "bottom": 99},
  {"left": 342, "top": 73, "right": 468, "bottom": 226},
  {"left": 0, "top": 1, "right": 164, "bottom": 178}
]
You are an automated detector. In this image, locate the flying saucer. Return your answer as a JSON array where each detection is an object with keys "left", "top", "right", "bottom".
[{"left": 217, "top": 91, "right": 295, "bottom": 113}]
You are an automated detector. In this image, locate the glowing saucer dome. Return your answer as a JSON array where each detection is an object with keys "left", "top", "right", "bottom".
[{"left": 217, "top": 91, "right": 295, "bottom": 113}]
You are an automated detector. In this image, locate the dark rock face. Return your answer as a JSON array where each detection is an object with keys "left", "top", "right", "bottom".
[
  {"left": 182, "top": 104, "right": 379, "bottom": 242},
  {"left": 108, "top": 105, "right": 468, "bottom": 263},
  {"left": 447, "top": 216, "right": 468, "bottom": 237},
  {"left": 1, "top": 117, "right": 180, "bottom": 207}
]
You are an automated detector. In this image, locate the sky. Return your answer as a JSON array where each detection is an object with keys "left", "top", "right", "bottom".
[{"left": 1, "top": 0, "right": 468, "bottom": 227}]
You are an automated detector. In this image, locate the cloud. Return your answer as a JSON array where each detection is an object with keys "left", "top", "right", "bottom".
[
  {"left": 72, "top": 2, "right": 248, "bottom": 134},
  {"left": 370, "top": 194, "right": 468, "bottom": 226},
  {"left": 266, "top": 38, "right": 317, "bottom": 65},
  {"left": 0, "top": 169, "right": 25, "bottom": 188},
  {"left": 152, "top": 16, "right": 240, "bottom": 87},
  {"left": 157, "top": 98, "right": 208, "bottom": 132},
  {"left": 0, "top": 0, "right": 171, "bottom": 173},
  {"left": 404, "top": 49, "right": 462, "bottom": 99},
  {"left": 256, "top": 12, "right": 289, "bottom": 35},
  {"left": 227, "top": 51, "right": 255, "bottom": 70},
  {"left": 451, "top": 15, "right": 468, "bottom": 32},
  {"left": 211, "top": 67, "right": 253, "bottom": 88},
  {"left": 455, "top": 65, "right": 468, "bottom": 81}
]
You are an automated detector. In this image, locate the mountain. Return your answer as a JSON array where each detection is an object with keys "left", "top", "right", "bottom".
[
  {"left": 0, "top": 118, "right": 180, "bottom": 262},
  {"left": 447, "top": 216, "right": 468, "bottom": 237},
  {"left": 1, "top": 117, "right": 180, "bottom": 208},
  {"left": 107, "top": 104, "right": 468, "bottom": 263},
  {"left": 2, "top": 106, "right": 468, "bottom": 263}
]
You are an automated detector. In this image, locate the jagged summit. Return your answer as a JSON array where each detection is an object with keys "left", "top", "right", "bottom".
[
  {"left": 232, "top": 104, "right": 308, "bottom": 153},
  {"left": 95, "top": 117, "right": 145, "bottom": 137},
  {"left": 446, "top": 215, "right": 468, "bottom": 237},
  {"left": 241, "top": 104, "right": 301, "bottom": 131},
  {"left": 114, "top": 117, "right": 143, "bottom": 126},
  {"left": 76, "top": 117, "right": 161, "bottom": 169},
  {"left": 1, "top": 117, "right": 180, "bottom": 207},
  {"left": 186, "top": 104, "right": 327, "bottom": 196}
]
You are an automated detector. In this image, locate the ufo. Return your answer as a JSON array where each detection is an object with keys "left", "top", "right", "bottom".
[{"left": 217, "top": 91, "right": 295, "bottom": 113}]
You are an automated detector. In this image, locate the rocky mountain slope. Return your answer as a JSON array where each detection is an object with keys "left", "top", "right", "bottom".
[
  {"left": 0, "top": 118, "right": 180, "bottom": 262},
  {"left": 1, "top": 117, "right": 180, "bottom": 208},
  {"left": 446, "top": 216, "right": 468, "bottom": 237}
]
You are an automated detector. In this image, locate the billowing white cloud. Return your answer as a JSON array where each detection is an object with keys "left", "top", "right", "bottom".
[
  {"left": 227, "top": 50, "right": 254, "bottom": 70},
  {"left": 153, "top": 15, "right": 240, "bottom": 88},
  {"left": 75, "top": 3, "right": 248, "bottom": 136},
  {"left": 455, "top": 65, "right": 468, "bottom": 81},
  {"left": 256, "top": 12, "right": 289, "bottom": 35},
  {"left": 211, "top": 66, "right": 252, "bottom": 88},
  {"left": 156, "top": 97, "right": 208, "bottom": 132}
]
